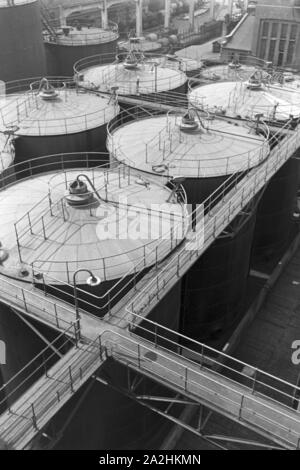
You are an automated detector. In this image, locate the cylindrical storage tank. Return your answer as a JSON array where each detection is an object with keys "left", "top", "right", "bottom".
[
  {"left": 0, "top": 0, "right": 47, "bottom": 82},
  {"left": 198, "top": 54, "right": 267, "bottom": 83},
  {"left": 107, "top": 109, "right": 270, "bottom": 345},
  {"left": 0, "top": 160, "right": 188, "bottom": 448},
  {"left": 189, "top": 81, "right": 300, "bottom": 265},
  {"left": 0, "top": 78, "right": 119, "bottom": 166},
  {"left": 45, "top": 23, "right": 119, "bottom": 76},
  {"left": 251, "top": 157, "right": 299, "bottom": 264},
  {"left": 0, "top": 163, "right": 187, "bottom": 318},
  {"left": 189, "top": 80, "right": 300, "bottom": 125},
  {"left": 74, "top": 51, "right": 188, "bottom": 99}
]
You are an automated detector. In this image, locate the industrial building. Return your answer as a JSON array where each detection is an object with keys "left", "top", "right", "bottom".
[{"left": 0, "top": 0, "right": 300, "bottom": 454}]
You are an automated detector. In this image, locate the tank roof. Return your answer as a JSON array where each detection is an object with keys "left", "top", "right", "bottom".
[
  {"left": 77, "top": 61, "right": 187, "bottom": 95},
  {"left": 108, "top": 112, "right": 269, "bottom": 178},
  {"left": 200, "top": 64, "right": 263, "bottom": 82},
  {"left": 189, "top": 81, "right": 300, "bottom": 121},
  {"left": 0, "top": 166, "right": 187, "bottom": 283},
  {"left": 44, "top": 26, "right": 119, "bottom": 46},
  {"left": 0, "top": 0, "right": 35, "bottom": 7},
  {"left": 0, "top": 78, "right": 118, "bottom": 137}
]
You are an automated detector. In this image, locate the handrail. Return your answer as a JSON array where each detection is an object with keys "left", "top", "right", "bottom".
[
  {"left": 124, "top": 121, "right": 300, "bottom": 322},
  {"left": 107, "top": 107, "right": 270, "bottom": 177},
  {"left": 1, "top": 326, "right": 299, "bottom": 449},
  {"left": 10, "top": 117, "right": 291, "bottom": 316},
  {"left": 0, "top": 323, "right": 77, "bottom": 408},
  {"left": 0, "top": 80, "right": 118, "bottom": 135}
]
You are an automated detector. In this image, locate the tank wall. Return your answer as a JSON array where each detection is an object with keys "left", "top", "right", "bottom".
[
  {"left": 251, "top": 157, "right": 299, "bottom": 265},
  {"left": 182, "top": 210, "right": 257, "bottom": 345},
  {"left": 45, "top": 40, "right": 118, "bottom": 77},
  {"left": 14, "top": 124, "right": 109, "bottom": 171},
  {"left": 51, "top": 282, "right": 182, "bottom": 449},
  {"left": 0, "top": 1, "right": 47, "bottom": 82},
  {"left": 0, "top": 301, "right": 61, "bottom": 406},
  {"left": 53, "top": 359, "right": 173, "bottom": 450}
]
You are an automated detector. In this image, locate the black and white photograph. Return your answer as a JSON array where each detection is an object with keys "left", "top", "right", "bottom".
[{"left": 0, "top": 0, "right": 299, "bottom": 458}]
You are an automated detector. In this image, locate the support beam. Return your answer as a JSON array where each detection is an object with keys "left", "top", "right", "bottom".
[
  {"left": 164, "top": 0, "right": 171, "bottom": 29},
  {"left": 189, "top": 0, "right": 195, "bottom": 32},
  {"left": 136, "top": 0, "right": 143, "bottom": 37},
  {"left": 228, "top": 0, "right": 233, "bottom": 17}
]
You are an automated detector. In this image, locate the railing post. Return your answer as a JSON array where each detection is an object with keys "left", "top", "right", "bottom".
[
  {"left": 184, "top": 367, "right": 188, "bottom": 391},
  {"left": 31, "top": 403, "right": 38, "bottom": 430},
  {"left": 69, "top": 366, "right": 74, "bottom": 393},
  {"left": 252, "top": 368, "right": 257, "bottom": 394},
  {"left": 239, "top": 395, "right": 244, "bottom": 420}
]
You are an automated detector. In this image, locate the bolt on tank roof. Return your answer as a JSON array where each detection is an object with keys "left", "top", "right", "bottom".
[
  {"left": 0, "top": 78, "right": 118, "bottom": 137},
  {"left": 189, "top": 80, "right": 300, "bottom": 122},
  {"left": 0, "top": 165, "right": 188, "bottom": 284},
  {"left": 107, "top": 110, "right": 270, "bottom": 179}
]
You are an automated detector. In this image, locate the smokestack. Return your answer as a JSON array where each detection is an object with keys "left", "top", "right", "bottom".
[
  {"left": 164, "top": 0, "right": 171, "bottom": 29},
  {"left": 189, "top": 0, "right": 195, "bottom": 31},
  {"left": 136, "top": 0, "right": 143, "bottom": 37}
]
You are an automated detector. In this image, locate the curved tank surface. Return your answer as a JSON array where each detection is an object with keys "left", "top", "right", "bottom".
[
  {"left": 0, "top": 157, "right": 187, "bottom": 449},
  {"left": 107, "top": 108, "right": 270, "bottom": 344},
  {"left": 107, "top": 109, "right": 270, "bottom": 204},
  {"left": 75, "top": 50, "right": 188, "bottom": 97},
  {"left": 0, "top": 0, "right": 47, "bottom": 82},
  {"left": 189, "top": 80, "right": 300, "bottom": 124},
  {"left": 189, "top": 79, "right": 300, "bottom": 266},
  {"left": 45, "top": 23, "right": 119, "bottom": 76},
  {"left": 0, "top": 78, "right": 119, "bottom": 164},
  {"left": 251, "top": 157, "right": 299, "bottom": 265},
  {"left": 0, "top": 163, "right": 188, "bottom": 316}
]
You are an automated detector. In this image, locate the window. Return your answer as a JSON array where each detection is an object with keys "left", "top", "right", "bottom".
[
  {"left": 259, "top": 38, "right": 267, "bottom": 59},
  {"left": 287, "top": 41, "right": 295, "bottom": 64},
  {"left": 262, "top": 21, "right": 269, "bottom": 37},
  {"left": 268, "top": 40, "right": 276, "bottom": 62},
  {"left": 290, "top": 24, "right": 298, "bottom": 40},
  {"left": 280, "top": 24, "right": 288, "bottom": 38},
  {"left": 271, "top": 23, "right": 278, "bottom": 38}
]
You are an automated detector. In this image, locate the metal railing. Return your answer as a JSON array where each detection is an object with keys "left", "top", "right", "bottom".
[
  {"left": 104, "top": 329, "right": 300, "bottom": 448},
  {"left": 1, "top": 323, "right": 299, "bottom": 449},
  {"left": 43, "top": 20, "right": 119, "bottom": 46},
  {"left": 107, "top": 107, "right": 270, "bottom": 178},
  {"left": 0, "top": 334, "right": 106, "bottom": 449},
  {"left": 0, "top": 78, "right": 118, "bottom": 135},
  {"left": 0, "top": 275, "right": 77, "bottom": 331},
  {"left": 123, "top": 120, "right": 300, "bottom": 318}
]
